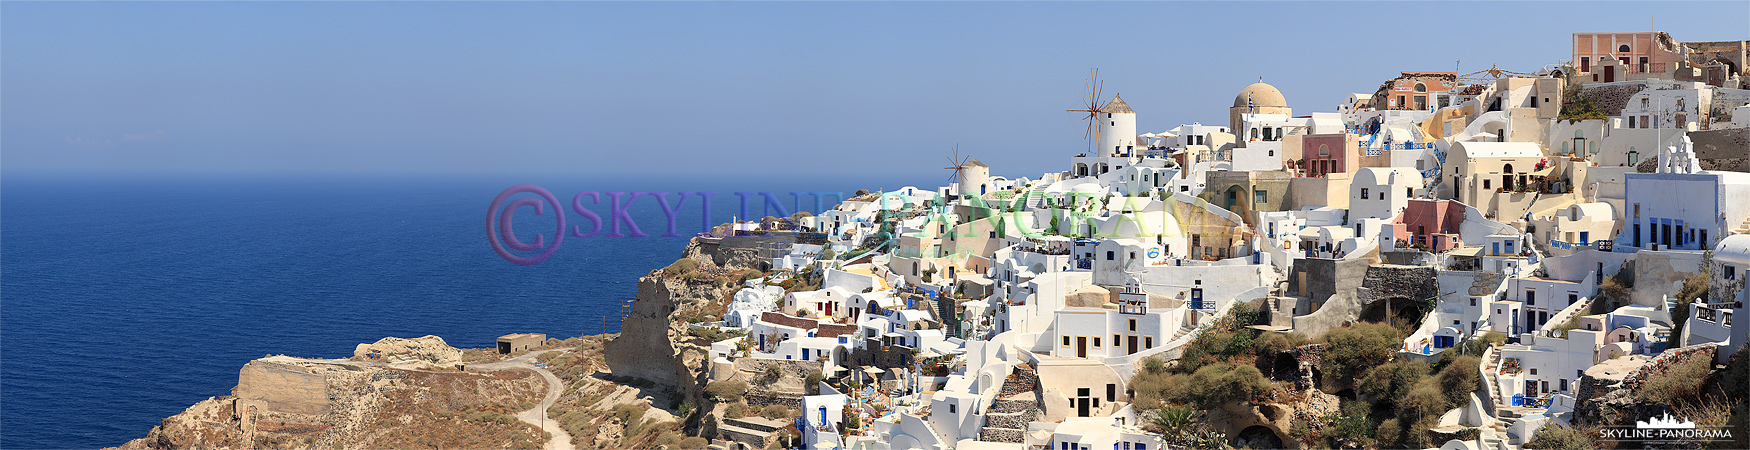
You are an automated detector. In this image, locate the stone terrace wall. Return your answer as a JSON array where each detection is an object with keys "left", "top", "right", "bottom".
[
  {"left": 1581, "top": 83, "right": 1648, "bottom": 116},
  {"left": 1357, "top": 265, "right": 1439, "bottom": 306}
]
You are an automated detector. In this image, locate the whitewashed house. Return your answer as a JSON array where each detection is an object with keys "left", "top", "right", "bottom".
[
  {"left": 1617, "top": 137, "right": 1750, "bottom": 251},
  {"left": 1349, "top": 167, "right": 1423, "bottom": 222}
]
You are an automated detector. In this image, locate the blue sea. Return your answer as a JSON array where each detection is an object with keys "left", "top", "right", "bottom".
[{"left": 0, "top": 172, "right": 934, "bottom": 449}]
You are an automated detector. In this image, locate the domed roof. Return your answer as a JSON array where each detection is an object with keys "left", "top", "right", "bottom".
[{"left": 1233, "top": 82, "right": 1288, "bottom": 108}]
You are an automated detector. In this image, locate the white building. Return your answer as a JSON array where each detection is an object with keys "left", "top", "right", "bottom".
[
  {"left": 1349, "top": 167, "right": 1424, "bottom": 222},
  {"left": 801, "top": 384, "right": 850, "bottom": 450},
  {"left": 1048, "top": 289, "right": 1180, "bottom": 359},
  {"left": 1618, "top": 137, "right": 1750, "bottom": 251}
]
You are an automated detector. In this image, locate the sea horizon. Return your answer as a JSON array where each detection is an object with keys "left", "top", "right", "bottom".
[{"left": 0, "top": 171, "right": 934, "bottom": 449}]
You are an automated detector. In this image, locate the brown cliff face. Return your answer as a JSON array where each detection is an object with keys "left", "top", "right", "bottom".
[
  {"left": 604, "top": 238, "right": 748, "bottom": 395},
  {"left": 112, "top": 356, "right": 547, "bottom": 450}
]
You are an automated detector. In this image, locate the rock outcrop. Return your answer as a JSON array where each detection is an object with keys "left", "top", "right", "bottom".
[
  {"left": 114, "top": 350, "right": 547, "bottom": 449},
  {"left": 235, "top": 358, "right": 330, "bottom": 415},
  {"left": 351, "top": 335, "right": 463, "bottom": 369},
  {"left": 604, "top": 237, "right": 753, "bottom": 404}
]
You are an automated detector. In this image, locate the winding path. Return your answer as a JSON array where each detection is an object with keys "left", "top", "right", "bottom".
[{"left": 471, "top": 349, "right": 576, "bottom": 450}]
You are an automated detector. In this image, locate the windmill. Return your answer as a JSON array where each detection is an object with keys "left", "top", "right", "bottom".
[
  {"left": 944, "top": 144, "right": 971, "bottom": 184},
  {"left": 1066, "top": 68, "right": 1105, "bottom": 153}
]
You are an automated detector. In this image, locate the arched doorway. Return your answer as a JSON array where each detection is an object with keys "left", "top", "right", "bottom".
[
  {"left": 1235, "top": 425, "right": 1285, "bottom": 450},
  {"left": 1501, "top": 163, "right": 1514, "bottom": 191},
  {"left": 1359, "top": 296, "right": 1425, "bottom": 325}
]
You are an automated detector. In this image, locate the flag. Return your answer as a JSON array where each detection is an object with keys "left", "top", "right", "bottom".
[{"left": 1247, "top": 94, "right": 1255, "bottom": 115}]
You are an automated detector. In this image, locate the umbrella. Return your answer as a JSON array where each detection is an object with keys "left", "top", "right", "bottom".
[
  {"left": 864, "top": 367, "right": 886, "bottom": 374},
  {"left": 828, "top": 365, "right": 848, "bottom": 373}
]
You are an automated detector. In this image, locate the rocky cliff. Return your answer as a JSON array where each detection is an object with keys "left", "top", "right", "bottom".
[
  {"left": 603, "top": 237, "right": 761, "bottom": 405},
  {"left": 112, "top": 342, "right": 550, "bottom": 449}
]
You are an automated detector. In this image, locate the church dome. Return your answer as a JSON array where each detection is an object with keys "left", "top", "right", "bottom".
[{"left": 1233, "top": 82, "right": 1288, "bottom": 108}]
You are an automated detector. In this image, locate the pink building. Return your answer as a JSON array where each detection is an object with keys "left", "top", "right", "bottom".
[
  {"left": 1395, "top": 199, "right": 1466, "bottom": 252},
  {"left": 1299, "top": 133, "right": 1360, "bottom": 178}
]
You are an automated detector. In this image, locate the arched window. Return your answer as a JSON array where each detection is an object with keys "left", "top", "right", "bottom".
[
  {"left": 1318, "top": 144, "right": 1330, "bottom": 156},
  {"left": 1618, "top": 44, "right": 1631, "bottom": 53},
  {"left": 1562, "top": 142, "right": 1570, "bottom": 154},
  {"left": 1590, "top": 141, "right": 1598, "bottom": 155},
  {"left": 1575, "top": 130, "right": 1585, "bottom": 139},
  {"left": 1414, "top": 83, "right": 1427, "bottom": 92}
]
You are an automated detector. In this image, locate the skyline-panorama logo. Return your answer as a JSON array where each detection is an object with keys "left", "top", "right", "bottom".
[{"left": 1598, "top": 412, "right": 1733, "bottom": 443}]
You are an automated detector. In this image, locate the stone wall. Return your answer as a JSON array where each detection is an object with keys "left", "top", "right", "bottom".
[
  {"left": 1580, "top": 83, "right": 1648, "bottom": 116},
  {"left": 1380, "top": 250, "right": 1436, "bottom": 266},
  {"left": 996, "top": 366, "right": 1039, "bottom": 398},
  {"left": 1621, "top": 343, "right": 1717, "bottom": 392},
  {"left": 845, "top": 339, "right": 913, "bottom": 369},
  {"left": 1356, "top": 264, "right": 1439, "bottom": 306},
  {"left": 977, "top": 427, "right": 1024, "bottom": 443},
  {"left": 742, "top": 391, "right": 802, "bottom": 409},
  {"left": 982, "top": 410, "right": 1035, "bottom": 430}
]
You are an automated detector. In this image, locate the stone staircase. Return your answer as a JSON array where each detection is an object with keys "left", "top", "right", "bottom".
[
  {"left": 1478, "top": 427, "right": 1506, "bottom": 450},
  {"left": 1734, "top": 218, "right": 1750, "bottom": 235},
  {"left": 718, "top": 417, "right": 787, "bottom": 448},
  {"left": 977, "top": 366, "right": 1042, "bottom": 443},
  {"left": 977, "top": 398, "right": 1040, "bottom": 443}
]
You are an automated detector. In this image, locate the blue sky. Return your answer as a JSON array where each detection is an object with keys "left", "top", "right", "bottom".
[{"left": 4, "top": 1, "right": 1746, "bottom": 179}]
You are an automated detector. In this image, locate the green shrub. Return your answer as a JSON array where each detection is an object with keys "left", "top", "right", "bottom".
[
  {"left": 1435, "top": 355, "right": 1481, "bottom": 406},
  {"left": 679, "top": 436, "right": 710, "bottom": 449},
  {"left": 613, "top": 404, "right": 644, "bottom": 424},
  {"left": 1323, "top": 401, "right": 1375, "bottom": 446},
  {"left": 1163, "top": 363, "right": 1275, "bottom": 409},
  {"left": 706, "top": 381, "right": 748, "bottom": 402},
  {"left": 1636, "top": 352, "right": 1711, "bottom": 404},
  {"left": 1320, "top": 322, "right": 1402, "bottom": 388},
  {"left": 1375, "top": 418, "right": 1402, "bottom": 447},
  {"left": 1254, "top": 332, "right": 1306, "bottom": 356},
  {"left": 725, "top": 402, "right": 748, "bottom": 419},
  {"left": 1523, "top": 423, "right": 1595, "bottom": 449},
  {"left": 1143, "top": 356, "right": 1167, "bottom": 375},
  {"left": 1399, "top": 384, "right": 1449, "bottom": 425},
  {"left": 760, "top": 404, "right": 790, "bottom": 420},
  {"left": 1357, "top": 360, "right": 1430, "bottom": 410},
  {"left": 661, "top": 258, "right": 701, "bottom": 277},
  {"left": 1152, "top": 404, "right": 1196, "bottom": 431},
  {"left": 805, "top": 371, "right": 825, "bottom": 395}
]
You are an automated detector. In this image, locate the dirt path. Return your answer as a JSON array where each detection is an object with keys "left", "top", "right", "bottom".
[{"left": 472, "top": 349, "right": 576, "bottom": 450}]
